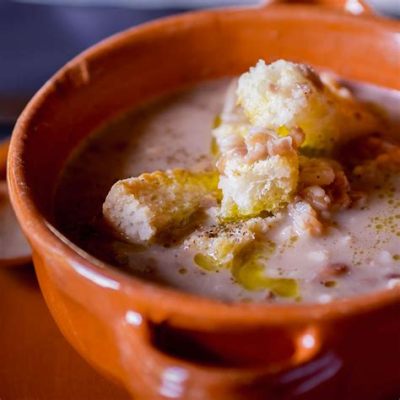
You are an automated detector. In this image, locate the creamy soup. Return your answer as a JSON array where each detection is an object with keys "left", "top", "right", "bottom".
[{"left": 55, "top": 77, "right": 400, "bottom": 303}]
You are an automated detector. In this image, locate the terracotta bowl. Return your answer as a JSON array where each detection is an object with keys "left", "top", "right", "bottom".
[{"left": 8, "top": 1, "right": 400, "bottom": 398}]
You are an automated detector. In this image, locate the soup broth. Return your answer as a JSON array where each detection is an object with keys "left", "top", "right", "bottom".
[{"left": 55, "top": 77, "right": 400, "bottom": 303}]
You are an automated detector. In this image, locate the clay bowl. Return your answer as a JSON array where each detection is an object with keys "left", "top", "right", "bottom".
[{"left": 8, "top": 1, "right": 400, "bottom": 398}]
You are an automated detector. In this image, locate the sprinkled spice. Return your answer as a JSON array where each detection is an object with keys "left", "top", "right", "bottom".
[{"left": 322, "top": 280, "right": 337, "bottom": 288}]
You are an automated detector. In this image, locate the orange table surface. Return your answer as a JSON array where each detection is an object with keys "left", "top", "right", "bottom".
[{"left": 0, "top": 265, "right": 130, "bottom": 400}]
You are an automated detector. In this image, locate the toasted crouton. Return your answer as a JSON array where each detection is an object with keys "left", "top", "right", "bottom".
[
  {"left": 184, "top": 215, "right": 299, "bottom": 298},
  {"left": 237, "top": 59, "right": 381, "bottom": 152},
  {"left": 212, "top": 126, "right": 300, "bottom": 220},
  {"left": 103, "top": 169, "right": 220, "bottom": 244},
  {"left": 185, "top": 223, "right": 255, "bottom": 269},
  {"left": 184, "top": 215, "right": 280, "bottom": 269},
  {"left": 212, "top": 72, "right": 306, "bottom": 220},
  {"left": 219, "top": 151, "right": 299, "bottom": 219}
]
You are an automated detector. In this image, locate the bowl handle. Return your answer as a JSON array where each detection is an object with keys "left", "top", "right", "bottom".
[
  {"left": 116, "top": 312, "right": 330, "bottom": 399},
  {"left": 260, "top": 0, "right": 375, "bottom": 15}
]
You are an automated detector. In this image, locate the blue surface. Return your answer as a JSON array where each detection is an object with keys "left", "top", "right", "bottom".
[
  {"left": 0, "top": 0, "right": 187, "bottom": 137},
  {"left": 0, "top": 126, "right": 12, "bottom": 139},
  {"left": 1, "top": 0, "right": 398, "bottom": 134},
  {"left": 0, "top": 1, "right": 184, "bottom": 97}
]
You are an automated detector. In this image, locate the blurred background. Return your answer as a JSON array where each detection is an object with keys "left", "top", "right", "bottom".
[{"left": 1, "top": 0, "right": 399, "bottom": 139}]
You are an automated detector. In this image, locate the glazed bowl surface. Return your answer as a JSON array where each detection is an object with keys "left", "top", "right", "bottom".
[{"left": 8, "top": 1, "right": 400, "bottom": 399}]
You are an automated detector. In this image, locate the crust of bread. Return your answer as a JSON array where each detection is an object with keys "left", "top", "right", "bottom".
[{"left": 103, "top": 169, "right": 219, "bottom": 244}]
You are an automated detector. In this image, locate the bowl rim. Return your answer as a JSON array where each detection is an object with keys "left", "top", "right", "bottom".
[{"left": 8, "top": 3, "right": 400, "bottom": 326}]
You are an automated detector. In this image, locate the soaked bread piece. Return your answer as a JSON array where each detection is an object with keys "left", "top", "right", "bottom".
[
  {"left": 184, "top": 215, "right": 280, "bottom": 269},
  {"left": 213, "top": 120, "right": 303, "bottom": 219},
  {"left": 103, "top": 169, "right": 220, "bottom": 244},
  {"left": 237, "top": 60, "right": 382, "bottom": 153},
  {"left": 185, "top": 221, "right": 256, "bottom": 269},
  {"left": 218, "top": 149, "right": 299, "bottom": 219},
  {"left": 212, "top": 59, "right": 380, "bottom": 221}
]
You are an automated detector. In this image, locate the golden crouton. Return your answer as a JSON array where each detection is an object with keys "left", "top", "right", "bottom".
[
  {"left": 185, "top": 216, "right": 299, "bottom": 298},
  {"left": 212, "top": 72, "right": 306, "bottom": 220},
  {"left": 237, "top": 59, "right": 381, "bottom": 152},
  {"left": 218, "top": 151, "right": 299, "bottom": 219},
  {"left": 185, "top": 222, "right": 256, "bottom": 270},
  {"left": 184, "top": 215, "right": 280, "bottom": 269},
  {"left": 103, "top": 169, "right": 220, "bottom": 244}
]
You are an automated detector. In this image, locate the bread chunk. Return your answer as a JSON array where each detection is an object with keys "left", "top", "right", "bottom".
[
  {"left": 103, "top": 169, "right": 220, "bottom": 244},
  {"left": 185, "top": 223, "right": 255, "bottom": 269},
  {"left": 237, "top": 59, "right": 381, "bottom": 152},
  {"left": 219, "top": 151, "right": 299, "bottom": 219},
  {"left": 213, "top": 113, "right": 302, "bottom": 219},
  {"left": 184, "top": 216, "right": 280, "bottom": 269},
  {"left": 212, "top": 68, "right": 309, "bottom": 219}
]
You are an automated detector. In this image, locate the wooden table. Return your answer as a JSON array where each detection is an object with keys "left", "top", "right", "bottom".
[{"left": 0, "top": 265, "right": 130, "bottom": 399}]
